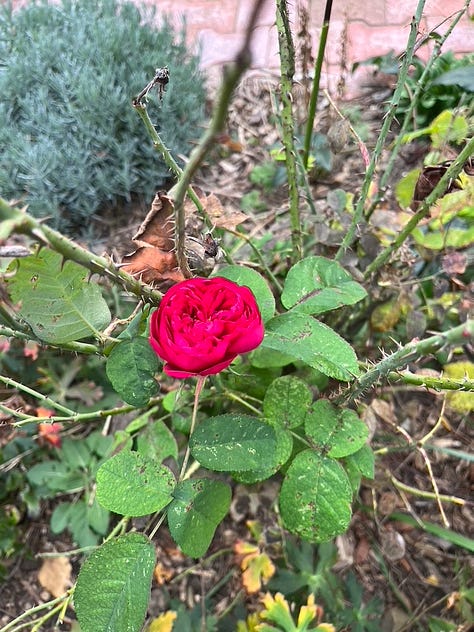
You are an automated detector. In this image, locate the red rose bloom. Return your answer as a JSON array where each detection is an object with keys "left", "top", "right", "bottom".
[{"left": 149, "top": 277, "right": 264, "bottom": 379}]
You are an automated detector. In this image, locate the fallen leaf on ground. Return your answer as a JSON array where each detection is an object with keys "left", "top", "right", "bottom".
[{"left": 38, "top": 556, "right": 72, "bottom": 598}]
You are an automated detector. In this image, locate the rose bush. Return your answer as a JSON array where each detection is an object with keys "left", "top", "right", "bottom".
[{"left": 149, "top": 277, "right": 264, "bottom": 378}]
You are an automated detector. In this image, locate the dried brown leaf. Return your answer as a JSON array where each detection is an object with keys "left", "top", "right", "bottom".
[
  {"left": 38, "top": 556, "right": 72, "bottom": 598},
  {"left": 131, "top": 191, "right": 175, "bottom": 250},
  {"left": 203, "top": 193, "right": 249, "bottom": 230},
  {"left": 122, "top": 248, "right": 184, "bottom": 289}
]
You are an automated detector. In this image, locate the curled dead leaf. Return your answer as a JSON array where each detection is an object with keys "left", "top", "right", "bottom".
[
  {"left": 121, "top": 191, "right": 185, "bottom": 290},
  {"left": 121, "top": 190, "right": 224, "bottom": 289}
]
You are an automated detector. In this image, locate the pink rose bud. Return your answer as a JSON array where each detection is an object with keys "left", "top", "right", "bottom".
[{"left": 149, "top": 277, "right": 264, "bottom": 379}]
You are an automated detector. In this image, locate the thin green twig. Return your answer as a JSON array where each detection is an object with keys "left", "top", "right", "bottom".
[
  {"left": 226, "top": 228, "right": 283, "bottom": 293},
  {"left": 0, "top": 374, "right": 75, "bottom": 415},
  {"left": 0, "top": 590, "right": 73, "bottom": 632},
  {"left": 335, "top": 0, "right": 427, "bottom": 260},
  {"left": 9, "top": 403, "right": 139, "bottom": 427},
  {"left": 387, "top": 370, "right": 474, "bottom": 391},
  {"left": 302, "top": 0, "right": 333, "bottom": 169},
  {"left": 0, "top": 325, "right": 100, "bottom": 355},
  {"left": 167, "top": 0, "right": 268, "bottom": 277}
]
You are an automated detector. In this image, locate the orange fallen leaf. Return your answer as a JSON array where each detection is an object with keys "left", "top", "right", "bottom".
[
  {"left": 38, "top": 556, "right": 72, "bottom": 598},
  {"left": 36, "top": 408, "right": 63, "bottom": 448},
  {"left": 234, "top": 540, "right": 275, "bottom": 593},
  {"left": 215, "top": 132, "right": 244, "bottom": 153},
  {"left": 38, "top": 423, "right": 63, "bottom": 448},
  {"left": 153, "top": 562, "right": 174, "bottom": 585}
]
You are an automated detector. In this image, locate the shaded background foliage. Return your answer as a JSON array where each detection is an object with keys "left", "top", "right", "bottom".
[{"left": 0, "top": 0, "right": 205, "bottom": 236}]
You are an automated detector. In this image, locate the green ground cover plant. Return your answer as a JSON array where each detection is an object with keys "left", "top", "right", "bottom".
[{"left": 0, "top": 0, "right": 473, "bottom": 630}]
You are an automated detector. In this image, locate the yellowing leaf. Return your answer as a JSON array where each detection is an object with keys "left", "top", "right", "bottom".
[
  {"left": 242, "top": 552, "right": 275, "bottom": 593},
  {"left": 259, "top": 592, "right": 295, "bottom": 628},
  {"left": 234, "top": 540, "right": 259, "bottom": 557},
  {"left": 444, "top": 362, "right": 474, "bottom": 413},
  {"left": 297, "top": 593, "right": 320, "bottom": 627},
  {"left": 370, "top": 299, "right": 402, "bottom": 332},
  {"left": 237, "top": 613, "right": 260, "bottom": 632},
  {"left": 146, "top": 611, "right": 177, "bottom": 632},
  {"left": 37, "top": 556, "right": 72, "bottom": 598}
]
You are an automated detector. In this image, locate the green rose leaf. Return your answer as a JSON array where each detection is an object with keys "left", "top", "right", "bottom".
[
  {"left": 136, "top": 419, "right": 178, "bottom": 463},
  {"left": 233, "top": 423, "right": 293, "bottom": 484},
  {"left": 279, "top": 450, "right": 352, "bottom": 542},
  {"left": 305, "top": 400, "right": 369, "bottom": 458},
  {"left": 96, "top": 450, "right": 175, "bottom": 516},
  {"left": 215, "top": 265, "right": 275, "bottom": 323},
  {"left": 281, "top": 256, "right": 367, "bottom": 315},
  {"left": 7, "top": 249, "right": 111, "bottom": 343},
  {"left": 106, "top": 338, "right": 159, "bottom": 406},
  {"left": 250, "top": 346, "right": 295, "bottom": 368},
  {"left": 189, "top": 414, "right": 277, "bottom": 472},
  {"left": 263, "top": 375, "right": 312, "bottom": 429},
  {"left": 167, "top": 479, "right": 231, "bottom": 558},
  {"left": 344, "top": 443, "right": 375, "bottom": 480},
  {"left": 262, "top": 313, "right": 359, "bottom": 381},
  {"left": 75, "top": 533, "right": 155, "bottom": 632}
]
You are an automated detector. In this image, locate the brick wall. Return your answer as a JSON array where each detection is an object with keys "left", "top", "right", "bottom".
[
  {"left": 8, "top": 0, "right": 473, "bottom": 95},
  {"left": 138, "top": 0, "right": 472, "bottom": 92}
]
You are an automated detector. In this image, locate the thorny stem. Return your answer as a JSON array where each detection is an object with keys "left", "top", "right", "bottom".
[
  {"left": 0, "top": 198, "right": 163, "bottom": 304},
  {"left": 302, "top": 0, "right": 333, "bottom": 170},
  {"left": 363, "top": 136, "right": 474, "bottom": 278},
  {"left": 0, "top": 374, "right": 75, "bottom": 415},
  {"left": 0, "top": 375, "right": 138, "bottom": 426},
  {"left": 132, "top": 97, "right": 203, "bottom": 214},
  {"left": 0, "top": 325, "right": 100, "bottom": 355},
  {"left": 335, "top": 0, "right": 427, "bottom": 261},
  {"left": 168, "top": 0, "right": 268, "bottom": 278},
  {"left": 9, "top": 403, "right": 139, "bottom": 426},
  {"left": 387, "top": 370, "right": 474, "bottom": 392},
  {"left": 366, "top": 3, "right": 470, "bottom": 219},
  {"left": 334, "top": 319, "right": 473, "bottom": 405},
  {"left": 276, "top": 0, "right": 303, "bottom": 262}
]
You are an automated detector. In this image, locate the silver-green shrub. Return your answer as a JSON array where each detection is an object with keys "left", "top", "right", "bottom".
[{"left": 0, "top": 0, "right": 205, "bottom": 235}]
